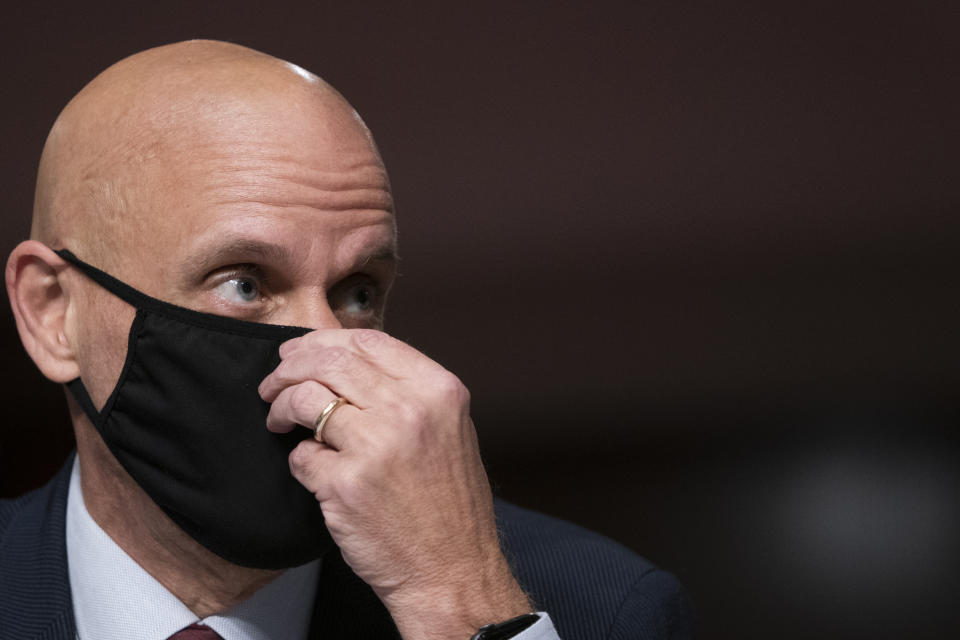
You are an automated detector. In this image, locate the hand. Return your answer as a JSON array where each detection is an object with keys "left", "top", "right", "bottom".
[{"left": 259, "top": 329, "right": 531, "bottom": 640}]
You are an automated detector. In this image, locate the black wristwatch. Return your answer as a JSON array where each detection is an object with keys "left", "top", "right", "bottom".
[{"left": 470, "top": 613, "right": 541, "bottom": 640}]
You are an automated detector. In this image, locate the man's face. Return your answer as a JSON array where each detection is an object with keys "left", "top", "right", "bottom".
[{"left": 68, "top": 86, "right": 397, "bottom": 408}]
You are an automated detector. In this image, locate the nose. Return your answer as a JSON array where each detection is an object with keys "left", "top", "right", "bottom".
[{"left": 274, "top": 291, "right": 342, "bottom": 330}]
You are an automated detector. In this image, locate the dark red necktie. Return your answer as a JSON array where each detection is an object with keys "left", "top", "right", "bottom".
[{"left": 167, "top": 623, "right": 224, "bottom": 639}]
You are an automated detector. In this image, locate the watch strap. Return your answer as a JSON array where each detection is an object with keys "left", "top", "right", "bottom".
[{"left": 470, "top": 613, "right": 541, "bottom": 640}]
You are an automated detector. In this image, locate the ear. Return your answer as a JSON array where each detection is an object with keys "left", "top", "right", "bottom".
[{"left": 5, "top": 240, "right": 80, "bottom": 383}]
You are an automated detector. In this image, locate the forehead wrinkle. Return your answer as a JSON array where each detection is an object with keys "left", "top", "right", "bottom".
[
  {"left": 206, "top": 150, "right": 390, "bottom": 188},
  {"left": 206, "top": 163, "right": 394, "bottom": 213},
  {"left": 216, "top": 191, "right": 394, "bottom": 214}
]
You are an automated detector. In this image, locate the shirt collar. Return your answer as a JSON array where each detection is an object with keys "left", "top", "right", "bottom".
[{"left": 66, "top": 457, "right": 321, "bottom": 640}]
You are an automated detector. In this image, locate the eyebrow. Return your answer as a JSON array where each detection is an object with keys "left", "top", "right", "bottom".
[
  {"left": 354, "top": 244, "right": 400, "bottom": 270},
  {"left": 180, "top": 236, "right": 399, "bottom": 283},
  {"left": 180, "top": 238, "right": 295, "bottom": 279}
]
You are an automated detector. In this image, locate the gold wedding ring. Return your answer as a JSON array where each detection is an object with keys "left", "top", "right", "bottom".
[{"left": 313, "top": 397, "right": 348, "bottom": 443}]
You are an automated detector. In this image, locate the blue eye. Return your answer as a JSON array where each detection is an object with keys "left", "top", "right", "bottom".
[
  {"left": 345, "top": 284, "right": 374, "bottom": 312},
  {"left": 235, "top": 278, "right": 258, "bottom": 301},
  {"left": 215, "top": 277, "right": 260, "bottom": 304}
]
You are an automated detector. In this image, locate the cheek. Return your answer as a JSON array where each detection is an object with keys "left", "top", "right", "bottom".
[{"left": 73, "top": 286, "right": 136, "bottom": 411}]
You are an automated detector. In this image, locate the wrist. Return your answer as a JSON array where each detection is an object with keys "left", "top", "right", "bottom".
[{"left": 384, "top": 557, "right": 532, "bottom": 640}]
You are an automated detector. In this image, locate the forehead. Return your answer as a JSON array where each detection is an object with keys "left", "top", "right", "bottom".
[
  {"left": 179, "top": 208, "right": 397, "bottom": 282},
  {"left": 112, "top": 91, "right": 396, "bottom": 284}
]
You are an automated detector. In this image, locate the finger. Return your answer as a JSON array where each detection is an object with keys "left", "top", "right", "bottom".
[
  {"left": 265, "top": 380, "right": 337, "bottom": 434},
  {"left": 287, "top": 438, "right": 342, "bottom": 502},
  {"left": 260, "top": 345, "right": 393, "bottom": 407},
  {"left": 311, "top": 398, "right": 365, "bottom": 452},
  {"left": 266, "top": 381, "right": 361, "bottom": 450},
  {"left": 280, "top": 328, "right": 432, "bottom": 380}
]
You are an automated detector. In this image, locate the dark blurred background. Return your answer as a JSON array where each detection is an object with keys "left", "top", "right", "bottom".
[{"left": 2, "top": 1, "right": 958, "bottom": 638}]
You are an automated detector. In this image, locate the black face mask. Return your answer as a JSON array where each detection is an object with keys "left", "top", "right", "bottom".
[{"left": 56, "top": 249, "right": 333, "bottom": 569}]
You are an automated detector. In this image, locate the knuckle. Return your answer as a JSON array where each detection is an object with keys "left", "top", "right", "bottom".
[
  {"left": 272, "top": 358, "right": 303, "bottom": 388},
  {"left": 399, "top": 402, "right": 429, "bottom": 426},
  {"left": 334, "top": 463, "right": 368, "bottom": 501},
  {"left": 435, "top": 372, "right": 469, "bottom": 406},
  {"left": 290, "top": 382, "right": 318, "bottom": 413},
  {"left": 322, "top": 346, "right": 351, "bottom": 371},
  {"left": 351, "top": 328, "right": 388, "bottom": 353},
  {"left": 264, "top": 408, "right": 279, "bottom": 431},
  {"left": 288, "top": 444, "right": 312, "bottom": 475},
  {"left": 267, "top": 360, "right": 289, "bottom": 387},
  {"left": 457, "top": 382, "right": 471, "bottom": 407},
  {"left": 323, "top": 347, "right": 350, "bottom": 367}
]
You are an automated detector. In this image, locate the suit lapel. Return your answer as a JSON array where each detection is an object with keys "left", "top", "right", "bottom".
[
  {"left": 308, "top": 549, "right": 399, "bottom": 639},
  {"left": 1, "top": 454, "right": 401, "bottom": 640},
  {"left": 0, "top": 454, "right": 76, "bottom": 640}
]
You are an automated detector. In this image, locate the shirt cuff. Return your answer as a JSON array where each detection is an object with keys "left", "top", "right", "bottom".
[{"left": 511, "top": 612, "right": 559, "bottom": 640}]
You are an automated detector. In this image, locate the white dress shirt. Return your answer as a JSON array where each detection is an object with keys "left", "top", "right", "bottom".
[{"left": 66, "top": 458, "right": 560, "bottom": 639}]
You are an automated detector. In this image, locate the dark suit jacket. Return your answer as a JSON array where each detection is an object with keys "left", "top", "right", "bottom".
[{"left": 0, "top": 455, "right": 692, "bottom": 639}]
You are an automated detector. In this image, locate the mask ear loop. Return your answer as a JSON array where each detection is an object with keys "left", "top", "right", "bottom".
[
  {"left": 55, "top": 249, "right": 154, "bottom": 309},
  {"left": 56, "top": 249, "right": 149, "bottom": 428},
  {"left": 62, "top": 303, "right": 147, "bottom": 430},
  {"left": 66, "top": 378, "right": 104, "bottom": 425}
]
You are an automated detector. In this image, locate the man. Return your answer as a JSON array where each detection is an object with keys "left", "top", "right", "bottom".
[{"left": 0, "top": 41, "right": 691, "bottom": 640}]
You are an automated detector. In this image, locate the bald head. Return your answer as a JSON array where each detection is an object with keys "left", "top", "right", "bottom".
[
  {"left": 7, "top": 40, "right": 401, "bottom": 600},
  {"left": 33, "top": 40, "right": 383, "bottom": 272}
]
